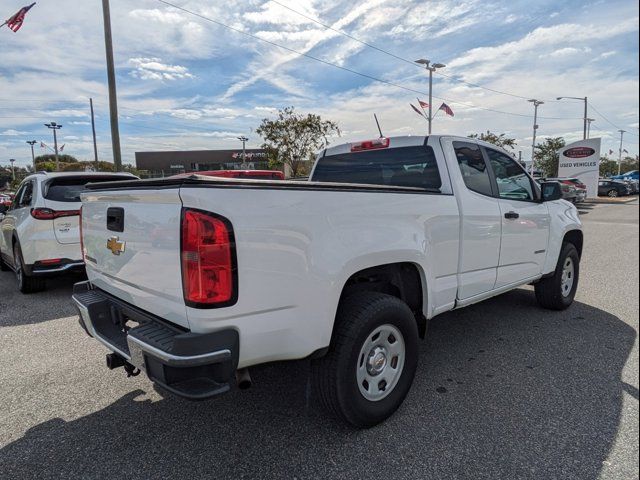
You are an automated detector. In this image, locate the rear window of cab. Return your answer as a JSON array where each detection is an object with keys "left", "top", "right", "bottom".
[{"left": 43, "top": 176, "right": 134, "bottom": 202}]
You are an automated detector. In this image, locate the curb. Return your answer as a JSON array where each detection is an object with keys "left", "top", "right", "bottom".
[{"left": 584, "top": 196, "right": 638, "bottom": 205}]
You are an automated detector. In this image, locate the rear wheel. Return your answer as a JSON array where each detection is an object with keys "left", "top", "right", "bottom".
[
  {"left": 13, "top": 243, "right": 45, "bottom": 293},
  {"left": 607, "top": 189, "right": 618, "bottom": 197},
  {"left": 311, "top": 292, "right": 419, "bottom": 428},
  {"left": 535, "top": 242, "right": 579, "bottom": 310}
]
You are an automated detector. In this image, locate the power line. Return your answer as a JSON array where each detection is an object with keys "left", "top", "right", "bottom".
[
  {"left": 269, "top": 0, "right": 537, "bottom": 101},
  {"left": 153, "top": 0, "right": 581, "bottom": 120},
  {"left": 588, "top": 101, "right": 640, "bottom": 136}
]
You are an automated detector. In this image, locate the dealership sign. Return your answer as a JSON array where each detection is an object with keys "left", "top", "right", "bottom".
[{"left": 557, "top": 138, "right": 601, "bottom": 198}]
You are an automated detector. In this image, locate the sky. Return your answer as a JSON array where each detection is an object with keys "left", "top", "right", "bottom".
[{"left": 0, "top": 0, "right": 639, "bottom": 169}]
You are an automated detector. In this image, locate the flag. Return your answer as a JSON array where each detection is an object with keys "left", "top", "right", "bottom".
[
  {"left": 410, "top": 103, "right": 425, "bottom": 118},
  {"left": 2, "top": 3, "right": 36, "bottom": 32},
  {"left": 623, "top": 148, "right": 628, "bottom": 153},
  {"left": 439, "top": 102, "right": 454, "bottom": 117},
  {"left": 418, "top": 99, "right": 429, "bottom": 109},
  {"left": 608, "top": 149, "right": 614, "bottom": 155},
  {"left": 40, "top": 141, "right": 46, "bottom": 148},
  {"left": 59, "top": 144, "right": 65, "bottom": 152}
]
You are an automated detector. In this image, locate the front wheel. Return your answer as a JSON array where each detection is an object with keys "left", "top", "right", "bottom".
[
  {"left": 607, "top": 189, "right": 618, "bottom": 197},
  {"left": 535, "top": 242, "right": 579, "bottom": 310},
  {"left": 311, "top": 292, "right": 419, "bottom": 428}
]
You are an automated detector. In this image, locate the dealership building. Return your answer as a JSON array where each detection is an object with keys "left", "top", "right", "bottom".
[{"left": 135, "top": 149, "right": 272, "bottom": 177}]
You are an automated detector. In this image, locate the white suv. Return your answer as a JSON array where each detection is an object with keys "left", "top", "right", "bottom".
[{"left": 0, "top": 172, "right": 136, "bottom": 293}]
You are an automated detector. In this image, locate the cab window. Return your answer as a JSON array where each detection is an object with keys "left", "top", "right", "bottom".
[{"left": 453, "top": 142, "right": 493, "bottom": 196}]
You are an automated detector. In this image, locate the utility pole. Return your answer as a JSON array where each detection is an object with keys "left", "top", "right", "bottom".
[
  {"left": 415, "top": 59, "right": 446, "bottom": 134},
  {"left": 557, "top": 96, "right": 588, "bottom": 140},
  {"left": 9, "top": 159, "right": 16, "bottom": 181},
  {"left": 90, "top": 98, "right": 99, "bottom": 166},
  {"left": 237, "top": 136, "right": 248, "bottom": 168},
  {"left": 26, "top": 140, "right": 37, "bottom": 171},
  {"left": 617, "top": 129, "right": 626, "bottom": 175},
  {"left": 102, "top": 0, "right": 122, "bottom": 171},
  {"left": 44, "top": 122, "right": 62, "bottom": 171},
  {"left": 528, "top": 99, "right": 544, "bottom": 176}
]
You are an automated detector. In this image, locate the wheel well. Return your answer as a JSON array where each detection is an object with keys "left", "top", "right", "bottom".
[
  {"left": 564, "top": 230, "right": 583, "bottom": 258},
  {"left": 341, "top": 262, "right": 427, "bottom": 338}
]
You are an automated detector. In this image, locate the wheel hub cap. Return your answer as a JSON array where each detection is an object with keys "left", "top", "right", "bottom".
[
  {"left": 561, "top": 257, "right": 574, "bottom": 297},
  {"left": 356, "top": 324, "right": 406, "bottom": 402}
]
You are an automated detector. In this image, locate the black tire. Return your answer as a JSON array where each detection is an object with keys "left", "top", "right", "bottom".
[
  {"left": 535, "top": 242, "right": 579, "bottom": 310},
  {"left": 607, "top": 189, "right": 618, "bottom": 197},
  {"left": 311, "top": 292, "right": 419, "bottom": 428},
  {"left": 13, "top": 242, "right": 45, "bottom": 294}
]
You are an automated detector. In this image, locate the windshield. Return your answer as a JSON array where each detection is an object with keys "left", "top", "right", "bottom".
[
  {"left": 43, "top": 176, "right": 134, "bottom": 202},
  {"left": 311, "top": 145, "right": 442, "bottom": 191}
]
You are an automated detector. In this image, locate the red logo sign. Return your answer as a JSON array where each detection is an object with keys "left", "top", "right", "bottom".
[{"left": 563, "top": 147, "right": 595, "bottom": 158}]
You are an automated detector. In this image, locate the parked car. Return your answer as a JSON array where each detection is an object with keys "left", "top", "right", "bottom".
[
  {"left": 170, "top": 169, "right": 285, "bottom": 180},
  {"left": 73, "top": 135, "right": 582, "bottom": 428},
  {"left": 598, "top": 179, "right": 629, "bottom": 197},
  {"left": 0, "top": 172, "right": 137, "bottom": 293},
  {"left": 611, "top": 170, "right": 639, "bottom": 181},
  {"left": 0, "top": 193, "right": 13, "bottom": 208},
  {"left": 546, "top": 178, "right": 586, "bottom": 203}
]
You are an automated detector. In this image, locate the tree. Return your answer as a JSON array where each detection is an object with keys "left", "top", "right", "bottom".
[
  {"left": 599, "top": 157, "right": 618, "bottom": 177},
  {"left": 468, "top": 131, "right": 517, "bottom": 150},
  {"left": 256, "top": 106, "right": 340, "bottom": 177},
  {"left": 34, "top": 154, "right": 79, "bottom": 164},
  {"left": 534, "top": 137, "right": 566, "bottom": 177}
]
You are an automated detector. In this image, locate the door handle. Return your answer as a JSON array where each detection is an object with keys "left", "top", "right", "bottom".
[{"left": 504, "top": 211, "right": 519, "bottom": 219}]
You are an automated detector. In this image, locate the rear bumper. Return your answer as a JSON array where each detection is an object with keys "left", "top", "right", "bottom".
[{"left": 72, "top": 281, "right": 239, "bottom": 400}]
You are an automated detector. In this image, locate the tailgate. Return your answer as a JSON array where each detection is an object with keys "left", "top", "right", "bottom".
[
  {"left": 81, "top": 188, "right": 189, "bottom": 329},
  {"left": 43, "top": 199, "right": 81, "bottom": 244}
]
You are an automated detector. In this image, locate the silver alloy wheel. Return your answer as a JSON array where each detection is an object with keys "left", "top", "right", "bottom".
[
  {"left": 560, "top": 257, "right": 574, "bottom": 297},
  {"left": 608, "top": 189, "right": 618, "bottom": 197},
  {"left": 356, "top": 324, "right": 405, "bottom": 401},
  {"left": 14, "top": 246, "right": 23, "bottom": 286}
]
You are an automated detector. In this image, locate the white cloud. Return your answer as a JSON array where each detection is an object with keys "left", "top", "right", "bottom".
[
  {"left": 129, "top": 57, "right": 194, "bottom": 81},
  {"left": 0, "top": 129, "right": 27, "bottom": 136}
]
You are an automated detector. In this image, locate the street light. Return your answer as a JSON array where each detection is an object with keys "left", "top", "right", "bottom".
[
  {"left": 44, "top": 121, "right": 63, "bottom": 171},
  {"left": 237, "top": 136, "right": 249, "bottom": 167},
  {"left": 9, "top": 158, "right": 16, "bottom": 181},
  {"left": 415, "top": 58, "right": 446, "bottom": 134},
  {"left": 26, "top": 140, "right": 37, "bottom": 172},
  {"left": 528, "top": 99, "right": 544, "bottom": 175},
  {"left": 586, "top": 118, "right": 595, "bottom": 139},
  {"left": 556, "top": 96, "right": 588, "bottom": 140},
  {"left": 617, "top": 129, "right": 626, "bottom": 175}
]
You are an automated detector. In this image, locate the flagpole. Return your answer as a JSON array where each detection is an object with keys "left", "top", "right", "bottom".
[{"left": 102, "top": 0, "right": 123, "bottom": 171}]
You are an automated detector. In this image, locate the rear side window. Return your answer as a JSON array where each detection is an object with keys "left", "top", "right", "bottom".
[
  {"left": 43, "top": 176, "right": 134, "bottom": 202},
  {"left": 312, "top": 146, "right": 442, "bottom": 191},
  {"left": 453, "top": 142, "right": 493, "bottom": 196}
]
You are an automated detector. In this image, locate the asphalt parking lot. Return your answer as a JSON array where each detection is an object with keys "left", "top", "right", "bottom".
[{"left": 1, "top": 201, "right": 638, "bottom": 480}]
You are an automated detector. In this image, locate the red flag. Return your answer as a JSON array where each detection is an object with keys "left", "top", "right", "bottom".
[
  {"left": 59, "top": 144, "right": 65, "bottom": 152},
  {"left": 410, "top": 103, "right": 425, "bottom": 118},
  {"left": 2, "top": 3, "right": 36, "bottom": 32},
  {"left": 439, "top": 102, "right": 454, "bottom": 117},
  {"left": 418, "top": 99, "right": 429, "bottom": 109},
  {"left": 40, "top": 141, "right": 46, "bottom": 148}
]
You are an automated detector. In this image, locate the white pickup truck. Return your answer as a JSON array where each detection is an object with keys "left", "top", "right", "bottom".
[{"left": 72, "top": 135, "right": 582, "bottom": 427}]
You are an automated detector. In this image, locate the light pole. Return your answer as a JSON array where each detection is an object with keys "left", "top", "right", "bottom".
[
  {"left": 586, "top": 118, "right": 595, "bottom": 139},
  {"left": 617, "top": 129, "right": 626, "bottom": 175},
  {"left": 237, "top": 136, "right": 248, "bottom": 167},
  {"left": 9, "top": 158, "right": 16, "bottom": 181},
  {"left": 556, "top": 96, "right": 588, "bottom": 140},
  {"left": 26, "top": 140, "right": 37, "bottom": 171},
  {"left": 44, "top": 122, "right": 62, "bottom": 171},
  {"left": 528, "top": 99, "right": 544, "bottom": 175},
  {"left": 415, "top": 59, "right": 446, "bottom": 134},
  {"left": 102, "top": 0, "right": 122, "bottom": 171}
]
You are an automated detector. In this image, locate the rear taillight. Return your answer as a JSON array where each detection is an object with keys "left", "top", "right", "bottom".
[
  {"left": 181, "top": 208, "right": 237, "bottom": 307},
  {"left": 350, "top": 137, "right": 390, "bottom": 152},
  {"left": 30, "top": 208, "right": 80, "bottom": 220}
]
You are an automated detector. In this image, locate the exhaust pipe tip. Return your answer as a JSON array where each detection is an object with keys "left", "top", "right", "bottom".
[{"left": 236, "top": 368, "right": 252, "bottom": 390}]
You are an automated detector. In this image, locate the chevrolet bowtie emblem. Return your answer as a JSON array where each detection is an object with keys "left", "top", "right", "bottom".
[{"left": 106, "top": 236, "right": 126, "bottom": 255}]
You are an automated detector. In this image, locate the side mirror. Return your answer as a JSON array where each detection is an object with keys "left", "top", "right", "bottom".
[{"left": 541, "top": 181, "right": 563, "bottom": 202}]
